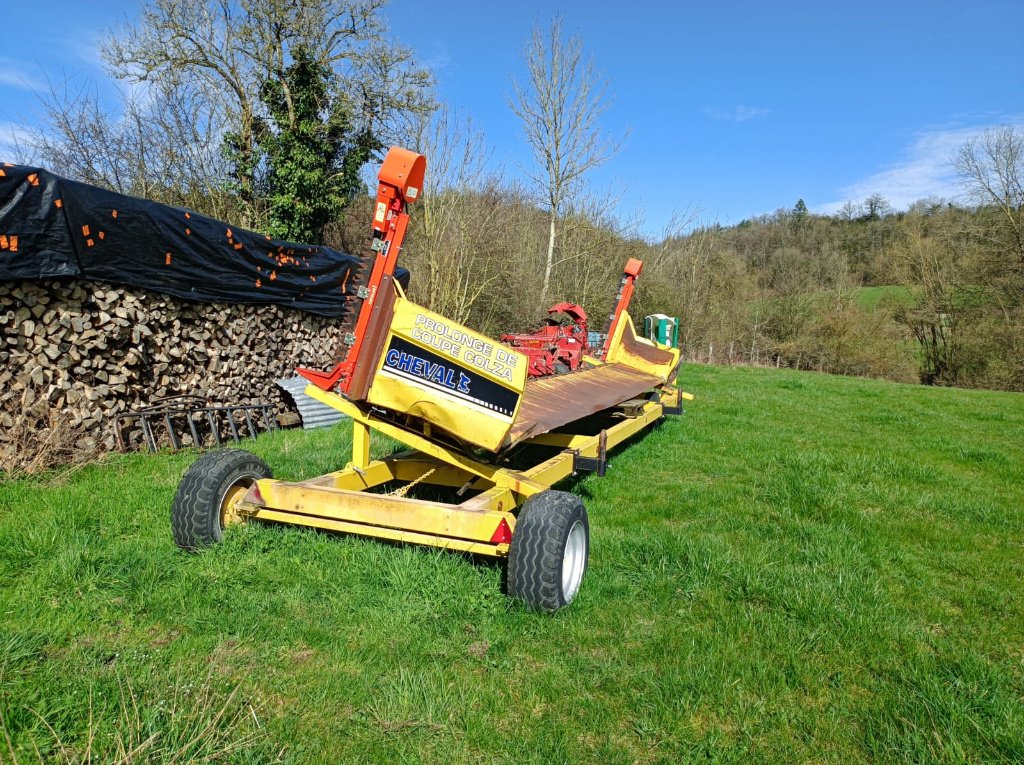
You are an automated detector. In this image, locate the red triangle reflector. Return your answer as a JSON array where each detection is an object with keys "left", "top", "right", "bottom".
[
  {"left": 245, "top": 482, "right": 264, "bottom": 506},
  {"left": 489, "top": 518, "right": 512, "bottom": 544}
]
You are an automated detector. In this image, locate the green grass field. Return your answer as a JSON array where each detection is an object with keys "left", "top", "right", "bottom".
[
  {"left": 2, "top": 364, "right": 1022, "bottom": 764},
  {"left": 851, "top": 285, "right": 916, "bottom": 311}
]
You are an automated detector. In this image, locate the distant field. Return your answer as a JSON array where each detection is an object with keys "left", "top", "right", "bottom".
[
  {"left": 851, "top": 285, "right": 916, "bottom": 310},
  {"left": 751, "top": 284, "right": 916, "bottom": 314},
  {"left": 1, "top": 365, "right": 1022, "bottom": 763}
]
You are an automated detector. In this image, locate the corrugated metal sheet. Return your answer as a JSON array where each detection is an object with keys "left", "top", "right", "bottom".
[
  {"left": 505, "top": 364, "right": 660, "bottom": 445},
  {"left": 276, "top": 376, "right": 348, "bottom": 430}
]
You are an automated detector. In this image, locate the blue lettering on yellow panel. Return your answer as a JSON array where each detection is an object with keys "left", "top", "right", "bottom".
[
  {"left": 385, "top": 348, "right": 460, "bottom": 392},
  {"left": 382, "top": 336, "right": 520, "bottom": 418}
]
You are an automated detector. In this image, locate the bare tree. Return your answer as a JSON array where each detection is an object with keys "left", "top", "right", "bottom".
[
  {"left": 24, "top": 75, "right": 236, "bottom": 220},
  {"left": 863, "top": 193, "right": 891, "bottom": 220},
  {"left": 555, "top": 189, "right": 635, "bottom": 317},
  {"left": 837, "top": 201, "right": 861, "bottom": 222},
  {"left": 891, "top": 220, "right": 970, "bottom": 385},
  {"left": 508, "top": 16, "right": 621, "bottom": 306},
  {"left": 955, "top": 126, "right": 1024, "bottom": 269},
  {"left": 406, "top": 106, "right": 504, "bottom": 323}
]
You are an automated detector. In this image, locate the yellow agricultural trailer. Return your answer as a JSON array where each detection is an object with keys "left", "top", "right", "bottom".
[{"left": 172, "top": 147, "right": 689, "bottom": 612}]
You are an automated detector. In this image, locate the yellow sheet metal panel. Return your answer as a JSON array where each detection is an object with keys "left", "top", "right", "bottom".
[
  {"left": 366, "top": 297, "right": 529, "bottom": 452},
  {"left": 605, "top": 313, "right": 681, "bottom": 380}
]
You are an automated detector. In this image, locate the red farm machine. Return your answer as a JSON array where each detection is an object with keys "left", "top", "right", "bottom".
[
  {"left": 171, "top": 147, "right": 690, "bottom": 612},
  {"left": 500, "top": 302, "right": 591, "bottom": 377},
  {"left": 499, "top": 257, "right": 647, "bottom": 378}
]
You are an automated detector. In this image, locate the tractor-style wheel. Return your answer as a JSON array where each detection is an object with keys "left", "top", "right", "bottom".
[
  {"left": 507, "top": 490, "right": 589, "bottom": 612},
  {"left": 171, "top": 449, "right": 271, "bottom": 551}
]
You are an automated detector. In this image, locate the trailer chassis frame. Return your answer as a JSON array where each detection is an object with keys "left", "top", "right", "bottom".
[{"left": 231, "top": 386, "right": 683, "bottom": 557}]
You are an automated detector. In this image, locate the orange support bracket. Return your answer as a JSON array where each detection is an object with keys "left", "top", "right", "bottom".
[
  {"left": 598, "top": 258, "right": 643, "bottom": 360},
  {"left": 298, "top": 147, "right": 426, "bottom": 394}
]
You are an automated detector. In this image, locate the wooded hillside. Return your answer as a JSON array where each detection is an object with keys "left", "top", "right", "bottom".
[{"left": 9, "top": 1, "right": 1022, "bottom": 393}]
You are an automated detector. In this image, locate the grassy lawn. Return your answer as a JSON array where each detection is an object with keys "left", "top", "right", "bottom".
[{"left": 2, "top": 364, "right": 1022, "bottom": 763}]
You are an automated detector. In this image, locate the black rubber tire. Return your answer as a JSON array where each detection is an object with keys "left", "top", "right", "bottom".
[
  {"left": 171, "top": 449, "right": 271, "bottom": 551},
  {"left": 554, "top": 361, "right": 571, "bottom": 375},
  {"left": 507, "top": 490, "right": 589, "bottom": 612}
]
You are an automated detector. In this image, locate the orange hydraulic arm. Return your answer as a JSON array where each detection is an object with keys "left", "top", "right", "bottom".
[
  {"left": 597, "top": 257, "right": 643, "bottom": 360},
  {"left": 298, "top": 147, "right": 425, "bottom": 394}
]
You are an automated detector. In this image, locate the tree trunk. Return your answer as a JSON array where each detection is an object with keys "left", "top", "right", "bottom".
[
  {"left": 237, "top": 110, "right": 256, "bottom": 229},
  {"left": 540, "top": 210, "right": 556, "bottom": 307}
]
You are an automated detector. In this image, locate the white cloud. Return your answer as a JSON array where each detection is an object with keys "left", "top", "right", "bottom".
[
  {"left": 0, "top": 121, "right": 35, "bottom": 162},
  {"left": 704, "top": 105, "right": 770, "bottom": 122},
  {"left": 421, "top": 42, "right": 452, "bottom": 74},
  {"left": 817, "top": 119, "right": 1024, "bottom": 214},
  {"left": 0, "top": 60, "right": 45, "bottom": 92}
]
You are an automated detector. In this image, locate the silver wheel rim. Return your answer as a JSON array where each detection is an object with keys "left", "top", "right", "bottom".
[{"left": 561, "top": 520, "right": 587, "bottom": 603}]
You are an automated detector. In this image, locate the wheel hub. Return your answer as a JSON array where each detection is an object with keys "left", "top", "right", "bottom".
[{"left": 219, "top": 479, "right": 255, "bottom": 527}]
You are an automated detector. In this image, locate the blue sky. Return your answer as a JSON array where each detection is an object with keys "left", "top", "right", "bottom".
[{"left": 2, "top": 0, "right": 1022, "bottom": 236}]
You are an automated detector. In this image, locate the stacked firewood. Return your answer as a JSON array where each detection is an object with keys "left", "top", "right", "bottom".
[{"left": 0, "top": 280, "right": 344, "bottom": 474}]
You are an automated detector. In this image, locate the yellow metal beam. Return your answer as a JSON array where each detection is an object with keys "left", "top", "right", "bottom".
[
  {"left": 528, "top": 432, "right": 595, "bottom": 449},
  {"left": 304, "top": 384, "right": 548, "bottom": 498},
  {"left": 254, "top": 479, "right": 515, "bottom": 544},
  {"left": 523, "top": 400, "right": 664, "bottom": 487},
  {"left": 255, "top": 508, "right": 509, "bottom": 557},
  {"left": 388, "top": 458, "right": 477, "bottom": 488},
  {"left": 300, "top": 382, "right": 672, "bottom": 512},
  {"left": 298, "top": 455, "right": 476, "bottom": 492},
  {"left": 352, "top": 420, "right": 371, "bottom": 469},
  {"left": 460, "top": 485, "right": 517, "bottom": 514},
  {"left": 298, "top": 459, "right": 395, "bottom": 490}
]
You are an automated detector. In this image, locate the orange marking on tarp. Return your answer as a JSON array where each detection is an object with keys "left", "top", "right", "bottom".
[
  {"left": 86, "top": 238, "right": 94, "bottom": 247},
  {"left": 8, "top": 235, "right": 16, "bottom": 252},
  {"left": 265, "top": 235, "right": 271, "bottom": 240},
  {"left": 185, "top": 212, "right": 191, "bottom": 219},
  {"left": 98, "top": 231, "right": 105, "bottom": 240},
  {"left": 340, "top": 270, "right": 350, "bottom": 293},
  {"left": 226, "top": 228, "right": 233, "bottom": 238},
  {"left": 0, "top": 169, "right": 5, "bottom": 177},
  {"left": 3, "top": 163, "right": 12, "bottom": 167},
  {"left": 269, "top": 271, "right": 277, "bottom": 281},
  {"left": 0, "top": 235, "right": 8, "bottom": 250},
  {"left": 185, "top": 228, "right": 191, "bottom": 235},
  {"left": 111, "top": 209, "right": 118, "bottom": 218},
  {"left": 255, "top": 278, "right": 262, "bottom": 288},
  {"left": 27, "top": 173, "right": 38, "bottom": 186},
  {"left": 233, "top": 242, "right": 242, "bottom": 250},
  {"left": 54, "top": 198, "right": 62, "bottom": 208},
  {"left": 309, "top": 275, "right": 317, "bottom": 282},
  {"left": 81, "top": 224, "right": 90, "bottom": 236},
  {"left": 165, "top": 253, "right": 172, "bottom": 265}
]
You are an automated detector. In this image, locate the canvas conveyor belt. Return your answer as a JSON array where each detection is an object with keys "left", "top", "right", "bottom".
[{"left": 506, "top": 364, "right": 661, "bottom": 444}]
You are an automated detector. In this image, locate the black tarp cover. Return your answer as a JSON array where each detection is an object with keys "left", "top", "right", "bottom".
[{"left": 0, "top": 163, "right": 402, "bottom": 317}]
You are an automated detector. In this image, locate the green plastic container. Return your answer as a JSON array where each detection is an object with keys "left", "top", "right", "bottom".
[{"left": 643, "top": 314, "right": 679, "bottom": 348}]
